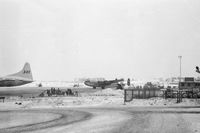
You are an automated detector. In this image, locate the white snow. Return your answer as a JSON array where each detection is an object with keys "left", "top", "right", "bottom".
[{"left": 0, "top": 88, "right": 200, "bottom": 110}]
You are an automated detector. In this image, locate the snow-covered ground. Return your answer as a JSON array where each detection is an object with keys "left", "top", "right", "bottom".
[
  {"left": 1, "top": 88, "right": 200, "bottom": 110},
  {"left": 1, "top": 82, "right": 200, "bottom": 133},
  {"left": 1, "top": 88, "right": 200, "bottom": 133}
]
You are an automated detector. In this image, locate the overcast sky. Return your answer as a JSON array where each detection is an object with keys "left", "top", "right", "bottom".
[{"left": 0, "top": 0, "right": 200, "bottom": 81}]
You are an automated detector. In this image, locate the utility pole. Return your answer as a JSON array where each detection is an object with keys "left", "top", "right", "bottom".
[{"left": 178, "top": 56, "right": 182, "bottom": 81}]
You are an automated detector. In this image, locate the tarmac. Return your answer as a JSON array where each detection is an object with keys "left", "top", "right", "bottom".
[
  {"left": 0, "top": 107, "right": 200, "bottom": 133},
  {"left": 0, "top": 86, "right": 200, "bottom": 133}
]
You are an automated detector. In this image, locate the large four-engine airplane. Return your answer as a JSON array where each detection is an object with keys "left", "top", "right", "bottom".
[
  {"left": 84, "top": 78, "right": 124, "bottom": 89},
  {"left": 0, "top": 63, "right": 33, "bottom": 87}
]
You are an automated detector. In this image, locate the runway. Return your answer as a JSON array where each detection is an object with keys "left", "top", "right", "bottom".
[{"left": 1, "top": 107, "right": 200, "bottom": 133}]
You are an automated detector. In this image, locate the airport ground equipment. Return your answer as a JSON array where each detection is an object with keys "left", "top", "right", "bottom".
[
  {"left": 178, "top": 77, "right": 200, "bottom": 98},
  {"left": 161, "top": 77, "right": 200, "bottom": 102},
  {"left": 163, "top": 88, "right": 200, "bottom": 99},
  {"left": 161, "top": 78, "right": 200, "bottom": 103},
  {"left": 162, "top": 89, "right": 183, "bottom": 103}
]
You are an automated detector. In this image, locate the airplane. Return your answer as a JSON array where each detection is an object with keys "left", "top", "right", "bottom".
[
  {"left": 84, "top": 78, "right": 124, "bottom": 89},
  {"left": 196, "top": 66, "right": 200, "bottom": 73},
  {"left": 0, "top": 63, "right": 33, "bottom": 87}
]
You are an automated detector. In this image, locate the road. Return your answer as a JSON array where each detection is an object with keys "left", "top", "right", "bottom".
[{"left": 0, "top": 107, "right": 200, "bottom": 133}]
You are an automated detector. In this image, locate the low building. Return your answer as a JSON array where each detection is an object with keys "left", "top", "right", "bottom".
[{"left": 179, "top": 77, "right": 200, "bottom": 90}]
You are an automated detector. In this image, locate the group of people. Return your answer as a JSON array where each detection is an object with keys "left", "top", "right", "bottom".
[
  {"left": 39, "top": 88, "right": 78, "bottom": 97},
  {"left": 46, "top": 87, "right": 63, "bottom": 96}
]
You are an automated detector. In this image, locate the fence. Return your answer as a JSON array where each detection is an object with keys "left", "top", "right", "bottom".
[
  {"left": 124, "top": 88, "right": 200, "bottom": 103},
  {"left": 124, "top": 88, "right": 161, "bottom": 102}
]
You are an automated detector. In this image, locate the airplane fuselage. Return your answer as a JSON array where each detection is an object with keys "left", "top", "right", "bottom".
[
  {"left": 0, "top": 79, "right": 33, "bottom": 87},
  {"left": 84, "top": 79, "right": 124, "bottom": 89},
  {"left": 84, "top": 81, "right": 111, "bottom": 88}
]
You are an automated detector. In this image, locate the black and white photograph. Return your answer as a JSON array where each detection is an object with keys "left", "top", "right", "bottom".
[{"left": 0, "top": 0, "right": 200, "bottom": 132}]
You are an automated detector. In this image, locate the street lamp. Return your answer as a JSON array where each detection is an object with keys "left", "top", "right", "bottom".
[{"left": 178, "top": 56, "right": 182, "bottom": 81}]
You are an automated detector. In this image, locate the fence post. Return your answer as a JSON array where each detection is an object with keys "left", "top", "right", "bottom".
[
  {"left": 180, "top": 91, "right": 182, "bottom": 102},
  {"left": 177, "top": 91, "right": 179, "bottom": 103},
  {"left": 164, "top": 90, "right": 166, "bottom": 99},
  {"left": 149, "top": 90, "right": 151, "bottom": 98},
  {"left": 132, "top": 90, "right": 133, "bottom": 99},
  {"left": 124, "top": 89, "right": 126, "bottom": 104}
]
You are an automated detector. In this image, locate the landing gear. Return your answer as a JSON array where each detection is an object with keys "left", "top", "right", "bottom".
[
  {"left": 93, "top": 86, "right": 96, "bottom": 89},
  {"left": 101, "top": 86, "right": 105, "bottom": 89}
]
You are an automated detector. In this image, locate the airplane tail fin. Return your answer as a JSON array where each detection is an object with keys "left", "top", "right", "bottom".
[{"left": 9, "top": 62, "right": 33, "bottom": 81}]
